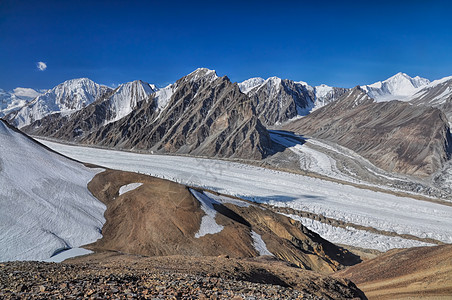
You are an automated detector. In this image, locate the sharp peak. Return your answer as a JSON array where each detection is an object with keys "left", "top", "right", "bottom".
[
  {"left": 189, "top": 67, "right": 217, "bottom": 75},
  {"left": 119, "top": 79, "right": 149, "bottom": 86}
]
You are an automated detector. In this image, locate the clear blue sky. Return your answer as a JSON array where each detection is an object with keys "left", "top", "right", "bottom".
[{"left": 1, "top": 0, "right": 451, "bottom": 90}]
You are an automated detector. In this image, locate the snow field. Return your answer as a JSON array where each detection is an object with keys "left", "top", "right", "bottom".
[
  {"left": 38, "top": 139, "right": 452, "bottom": 250},
  {"left": 0, "top": 121, "right": 106, "bottom": 261}
]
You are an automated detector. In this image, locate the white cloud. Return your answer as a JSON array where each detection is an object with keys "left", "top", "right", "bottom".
[{"left": 37, "top": 61, "right": 47, "bottom": 71}]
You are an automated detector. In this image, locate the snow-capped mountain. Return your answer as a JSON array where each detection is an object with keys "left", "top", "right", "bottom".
[
  {"left": 103, "top": 80, "right": 157, "bottom": 125},
  {"left": 0, "top": 120, "right": 105, "bottom": 261},
  {"left": 312, "top": 84, "right": 349, "bottom": 109},
  {"left": 238, "top": 77, "right": 266, "bottom": 94},
  {"left": 284, "top": 86, "right": 452, "bottom": 177},
  {"left": 409, "top": 76, "right": 452, "bottom": 125},
  {"left": 361, "top": 72, "right": 430, "bottom": 101},
  {"left": 0, "top": 87, "right": 43, "bottom": 117},
  {"left": 410, "top": 76, "right": 452, "bottom": 106},
  {"left": 7, "top": 78, "right": 112, "bottom": 128},
  {"left": 239, "top": 77, "right": 347, "bottom": 126},
  {"left": 23, "top": 68, "right": 272, "bottom": 160}
]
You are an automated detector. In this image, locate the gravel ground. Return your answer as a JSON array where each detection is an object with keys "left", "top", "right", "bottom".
[{"left": 0, "top": 261, "right": 320, "bottom": 299}]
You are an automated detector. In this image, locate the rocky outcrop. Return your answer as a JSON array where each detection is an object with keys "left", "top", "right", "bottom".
[
  {"left": 284, "top": 87, "right": 452, "bottom": 177},
  {"left": 87, "top": 169, "right": 361, "bottom": 273},
  {"left": 242, "top": 77, "right": 347, "bottom": 126},
  {"left": 245, "top": 77, "right": 315, "bottom": 126}
]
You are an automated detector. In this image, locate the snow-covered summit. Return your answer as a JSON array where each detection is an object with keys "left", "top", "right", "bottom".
[
  {"left": 240, "top": 75, "right": 347, "bottom": 113},
  {"left": 361, "top": 72, "right": 430, "bottom": 101},
  {"left": 0, "top": 120, "right": 105, "bottom": 261},
  {"left": 9, "top": 78, "right": 111, "bottom": 128},
  {"left": 104, "top": 80, "right": 157, "bottom": 124},
  {"left": 238, "top": 77, "right": 265, "bottom": 94},
  {"left": 0, "top": 88, "right": 43, "bottom": 117},
  {"left": 183, "top": 68, "right": 219, "bottom": 83}
]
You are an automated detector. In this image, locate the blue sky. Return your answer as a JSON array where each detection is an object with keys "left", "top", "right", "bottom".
[{"left": 1, "top": 0, "right": 451, "bottom": 90}]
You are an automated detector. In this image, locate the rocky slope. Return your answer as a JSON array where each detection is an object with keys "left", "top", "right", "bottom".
[
  {"left": 0, "top": 254, "right": 366, "bottom": 299},
  {"left": 6, "top": 78, "right": 111, "bottom": 128},
  {"left": 336, "top": 244, "right": 452, "bottom": 299},
  {"left": 240, "top": 77, "right": 347, "bottom": 126},
  {"left": 24, "top": 68, "right": 273, "bottom": 160},
  {"left": 283, "top": 87, "right": 452, "bottom": 177},
  {"left": 86, "top": 168, "right": 361, "bottom": 273}
]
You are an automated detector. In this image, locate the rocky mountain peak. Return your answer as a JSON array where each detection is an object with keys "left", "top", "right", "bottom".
[{"left": 181, "top": 68, "right": 219, "bottom": 84}]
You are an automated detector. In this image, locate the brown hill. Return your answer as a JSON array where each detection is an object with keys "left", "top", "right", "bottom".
[
  {"left": 335, "top": 244, "right": 452, "bottom": 299},
  {"left": 284, "top": 87, "right": 452, "bottom": 177},
  {"left": 85, "top": 169, "right": 361, "bottom": 273}
]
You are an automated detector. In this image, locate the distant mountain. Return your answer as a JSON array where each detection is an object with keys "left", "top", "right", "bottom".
[
  {"left": 239, "top": 77, "right": 347, "bottom": 126},
  {"left": 0, "top": 119, "right": 105, "bottom": 261},
  {"left": 361, "top": 72, "right": 430, "bottom": 101},
  {"left": 0, "top": 87, "right": 43, "bottom": 117},
  {"left": 6, "top": 78, "right": 112, "bottom": 128},
  {"left": 284, "top": 87, "right": 452, "bottom": 177},
  {"left": 100, "top": 80, "right": 157, "bottom": 125},
  {"left": 23, "top": 68, "right": 273, "bottom": 160},
  {"left": 409, "top": 76, "right": 452, "bottom": 124}
]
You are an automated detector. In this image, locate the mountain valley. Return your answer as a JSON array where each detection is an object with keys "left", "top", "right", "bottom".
[{"left": 2, "top": 69, "right": 452, "bottom": 299}]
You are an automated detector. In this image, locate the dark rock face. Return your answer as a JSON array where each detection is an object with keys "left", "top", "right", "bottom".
[
  {"left": 284, "top": 87, "right": 452, "bottom": 177},
  {"left": 24, "top": 69, "right": 272, "bottom": 160},
  {"left": 244, "top": 78, "right": 348, "bottom": 127},
  {"left": 246, "top": 78, "right": 315, "bottom": 126}
]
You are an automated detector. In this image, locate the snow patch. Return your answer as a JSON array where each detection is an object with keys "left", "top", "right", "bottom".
[
  {"left": 190, "top": 189, "right": 224, "bottom": 238},
  {"left": 119, "top": 183, "right": 143, "bottom": 196},
  {"left": 251, "top": 231, "right": 273, "bottom": 256}
]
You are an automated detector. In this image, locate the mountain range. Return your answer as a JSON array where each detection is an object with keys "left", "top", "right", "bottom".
[
  {"left": 2, "top": 69, "right": 452, "bottom": 299},
  {"left": 3, "top": 68, "right": 452, "bottom": 177}
]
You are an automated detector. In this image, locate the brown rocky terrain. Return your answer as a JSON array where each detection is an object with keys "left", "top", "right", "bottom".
[
  {"left": 0, "top": 253, "right": 366, "bottom": 299},
  {"left": 85, "top": 169, "right": 361, "bottom": 273},
  {"left": 335, "top": 244, "right": 452, "bottom": 299},
  {"left": 284, "top": 87, "right": 452, "bottom": 177},
  {"left": 23, "top": 69, "right": 273, "bottom": 160}
]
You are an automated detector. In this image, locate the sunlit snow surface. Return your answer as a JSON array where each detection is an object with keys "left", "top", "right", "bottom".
[
  {"left": 251, "top": 231, "right": 273, "bottom": 256},
  {"left": 0, "top": 122, "right": 105, "bottom": 261},
  {"left": 38, "top": 139, "right": 452, "bottom": 250},
  {"left": 286, "top": 215, "right": 434, "bottom": 252},
  {"left": 190, "top": 189, "right": 224, "bottom": 238},
  {"left": 119, "top": 183, "right": 143, "bottom": 196}
]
